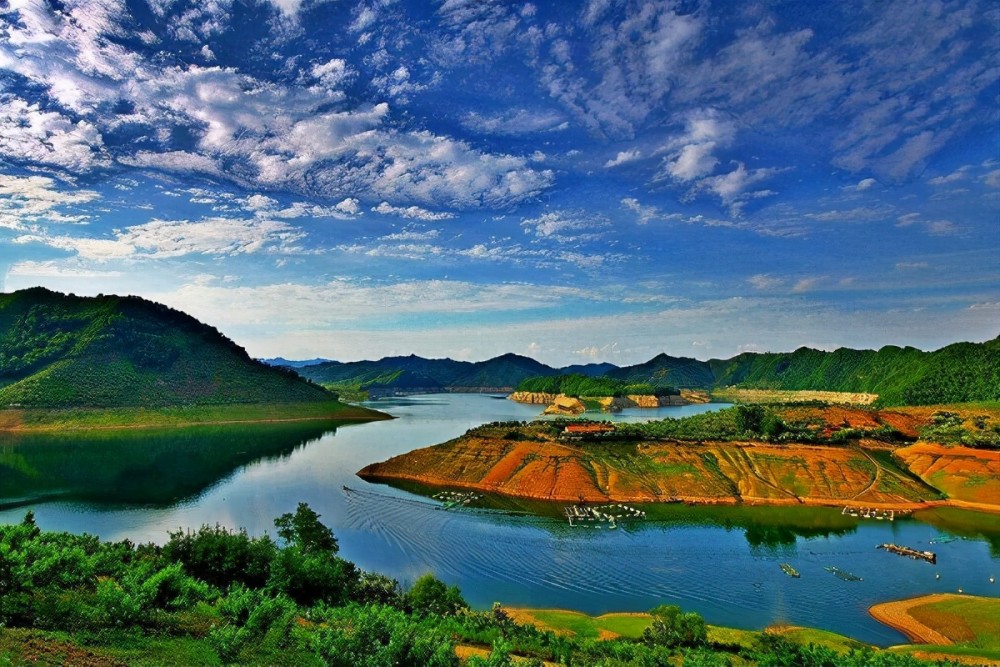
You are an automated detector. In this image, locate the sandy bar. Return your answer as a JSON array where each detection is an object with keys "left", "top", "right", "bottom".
[{"left": 868, "top": 594, "right": 960, "bottom": 645}]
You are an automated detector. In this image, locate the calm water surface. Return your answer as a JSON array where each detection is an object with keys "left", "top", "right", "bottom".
[{"left": 1, "top": 394, "right": 997, "bottom": 645}]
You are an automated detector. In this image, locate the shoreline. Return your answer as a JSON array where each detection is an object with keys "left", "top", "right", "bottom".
[
  {"left": 357, "top": 470, "right": 1000, "bottom": 515},
  {"left": 0, "top": 403, "right": 392, "bottom": 434},
  {"left": 867, "top": 595, "right": 958, "bottom": 646}
]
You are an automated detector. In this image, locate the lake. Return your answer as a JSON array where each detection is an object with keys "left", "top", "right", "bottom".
[{"left": 1, "top": 394, "right": 997, "bottom": 645}]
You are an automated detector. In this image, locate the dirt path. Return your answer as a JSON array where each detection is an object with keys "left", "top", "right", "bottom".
[
  {"left": 868, "top": 594, "right": 958, "bottom": 645},
  {"left": 851, "top": 449, "right": 881, "bottom": 500}
]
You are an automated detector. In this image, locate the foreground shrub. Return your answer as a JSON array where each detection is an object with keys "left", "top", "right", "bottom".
[{"left": 307, "top": 603, "right": 458, "bottom": 667}]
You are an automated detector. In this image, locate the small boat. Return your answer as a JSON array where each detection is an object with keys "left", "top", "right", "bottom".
[
  {"left": 825, "top": 565, "right": 863, "bottom": 582},
  {"left": 780, "top": 563, "right": 800, "bottom": 578}
]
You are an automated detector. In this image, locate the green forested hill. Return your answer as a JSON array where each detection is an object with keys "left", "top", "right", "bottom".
[
  {"left": 298, "top": 335, "right": 1000, "bottom": 406},
  {"left": 708, "top": 337, "right": 1000, "bottom": 405},
  {"left": 0, "top": 288, "right": 335, "bottom": 408},
  {"left": 607, "top": 353, "right": 717, "bottom": 389}
]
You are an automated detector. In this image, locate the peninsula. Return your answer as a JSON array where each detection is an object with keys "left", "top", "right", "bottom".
[{"left": 358, "top": 403, "right": 1000, "bottom": 512}]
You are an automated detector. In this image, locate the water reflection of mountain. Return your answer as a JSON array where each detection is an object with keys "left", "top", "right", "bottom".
[
  {"left": 364, "top": 478, "right": 860, "bottom": 549},
  {"left": 0, "top": 422, "right": 338, "bottom": 508}
]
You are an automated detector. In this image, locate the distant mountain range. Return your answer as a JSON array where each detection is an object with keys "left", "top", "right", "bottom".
[
  {"left": 0, "top": 288, "right": 336, "bottom": 409},
  {"left": 295, "top": 337, "right": 1000, "bottom": 406}
]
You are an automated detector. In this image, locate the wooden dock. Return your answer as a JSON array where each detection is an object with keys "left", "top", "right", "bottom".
[{"left": 877, "top": 543, "right": 936, "bottom": 564}]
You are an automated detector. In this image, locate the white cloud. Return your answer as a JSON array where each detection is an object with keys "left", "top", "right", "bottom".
[
  {"left": 928, "top": 166, "right": 971, "bottom": 185},
  {"left": 695, "top": 162, "right": 783, "bottom": 213},
  {"left": 121, "top": 150, "right": 223, "bottom": 177},
  {"left": 380, "top": 228, "right": 441, "bottom": 242},
  {"left": 747, "top": 274, "right": 784, "bottom": 290},
  {"left": 0, "top": 100, "right": 109, "bottom": 171},
  {"left": 373, "top": 202, "right": 455, "bottom": 221},
  {"left": 604, "top": 149, "right": 641, "bottom": 168},
  {"left": 620, "top": 197, "right": 680, "bottom": 225},
  {"left": 573, "top": 342, "right": 620, "bottom": 360},
  {"left": 660, "top": 109, "right": 736, "bottom": 182},
  {"left": 335, "top": 198, "right": 362, "bottom": 216},
  {"left": 6, "top": 260, "right": 123, "bottom": 279},
  {"left": 14, "top": 217, "right": 305, "bottom": 261},
  {"left": 462, "top": 108, "right": 568, "bottom": 136},
  {"left": 896, "top": 261, "right": 931, "bottom": 271},
  {"left": 842, "top": 177, "right": 878, "bottom": 192},
  {"left": 310, "top": 58, "right": 352, "bottom": 90},
  {"left": 0, "top": 174, "right": 100, "bottom": 231},
  {"left": 792, "top": 277, "right": 824, "bottom": 293},
  {"left": 245, "top": 194, "right": 278, "bottom": 211},
  {"left": 926, "top": 220, "right": 959, "bottom": 236},
  {"left": 981, "top": 170, "right": 1000, "bottom": 188},
  {"left": 520, "top": 211, "right": 609, "bottom": 243}
]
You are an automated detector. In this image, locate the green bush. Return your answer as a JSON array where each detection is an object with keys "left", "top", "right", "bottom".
[
  {"left": 643, "top": 605, "right": 708, "bottom": 649},
  {"left": 164, "top": 524, "right": 276, "bottom": 589},
  {"left": 405, "top": 573, "right": 467, "bottom": 617},
  {"left": 306, "top": 603, "right": 459, "bottom": 667}
]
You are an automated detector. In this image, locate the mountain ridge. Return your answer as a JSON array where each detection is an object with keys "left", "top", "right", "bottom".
[{"left": 296, "top": 337, "right": 1000, "bottom": 406}]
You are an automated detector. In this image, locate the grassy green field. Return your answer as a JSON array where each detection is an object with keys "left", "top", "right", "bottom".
[
  {"left": 509, "top": 609, "right": 652, "bottom": 640},
  {"left": 887, "top": 596, "right": 1000, "bottom": 663}
]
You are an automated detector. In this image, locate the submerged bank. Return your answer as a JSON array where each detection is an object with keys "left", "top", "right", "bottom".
[{"left": 0, "top": 400, "right": 390, "bottom": 432}]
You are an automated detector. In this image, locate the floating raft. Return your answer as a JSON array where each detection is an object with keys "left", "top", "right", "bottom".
[
  {"left": 564, "top": 503, "right": 645, "bottom": 527},
  {"left": 779, "top": 563, "right": 800, "bottom": 578},
  {"left": 877, "top": 543, "right": 936, "bottom": 564},
  {"left": 825, "top": 565, "right": 863, "bottom": 581},
  {"left": 432, "top": 491, "right": 481, "bottom": 509},
  {"left": 841, "top": 506, "right": 903, "bottom": 521}
]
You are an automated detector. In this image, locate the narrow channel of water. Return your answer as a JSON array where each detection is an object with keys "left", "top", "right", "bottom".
[{"left": 1, "top": 394, "right": 996, "bottom": 645}]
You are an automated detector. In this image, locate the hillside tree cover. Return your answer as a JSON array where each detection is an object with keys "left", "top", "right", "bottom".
[
  {"left": 516, "top": 374, "right": 677, "bottom": 398},
  {"left": 0, "top": 288, "right": 334, "bottom": 409}
]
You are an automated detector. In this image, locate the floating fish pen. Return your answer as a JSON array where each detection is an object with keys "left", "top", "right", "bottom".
[
  {"left": 564, "top": 503, "right": 645, "bottom": 527},
  {"left": 779, "top": 563, "right": 800, "bottom": 578},
  {"left": 825, "top": 565, "right": 863, "bottom": 581},
  {"left": 432, "top": 491, "right": 481, "bottom": 509},
  {"left": 877, "top": 543, "right": 936, "bottom": 564},
  {"left": 841, "top": 506, "right": 902, "bottom": 521}
]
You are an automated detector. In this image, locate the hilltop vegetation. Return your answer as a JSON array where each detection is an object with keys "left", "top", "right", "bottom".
[
  {"left": 0, "top": 508, "right": 972, "bottom": 667},
  {"left": 708, "top": 339, "right": 1000, "bottom": 406},
  {"left": 0, "top": 288, "right": 335, "bottom": 410},
  {"left": 516, "top": 374, "right": 678, "bottom": 398}
]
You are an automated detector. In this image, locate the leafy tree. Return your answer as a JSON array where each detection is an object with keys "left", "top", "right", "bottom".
[
  {"left": 405, "top": 573, "right": 468, "bottom": 617},
  {"left": 643, "top": 604, "right": 708, "bottom": 649},
  {"left": 164, "top": 524, "right": 276, "bottom": 589},
  {"left": 275, "top": 502, "right": 338, "bottom": 555}
]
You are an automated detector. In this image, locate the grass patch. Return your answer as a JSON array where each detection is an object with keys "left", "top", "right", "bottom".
[
  {"left": 511, "top": 609, "right": 652, "bottom": 640},
  {"left": 767, "top": 626, "right": 868, "bottom": 653},
  {"left": 911, "top": 596, "right": 1000, "bottom": 650}
]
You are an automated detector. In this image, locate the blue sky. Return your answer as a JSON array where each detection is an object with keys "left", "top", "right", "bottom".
[{"left": 0, "top": 0, "right": 997, "bottom": 366}]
